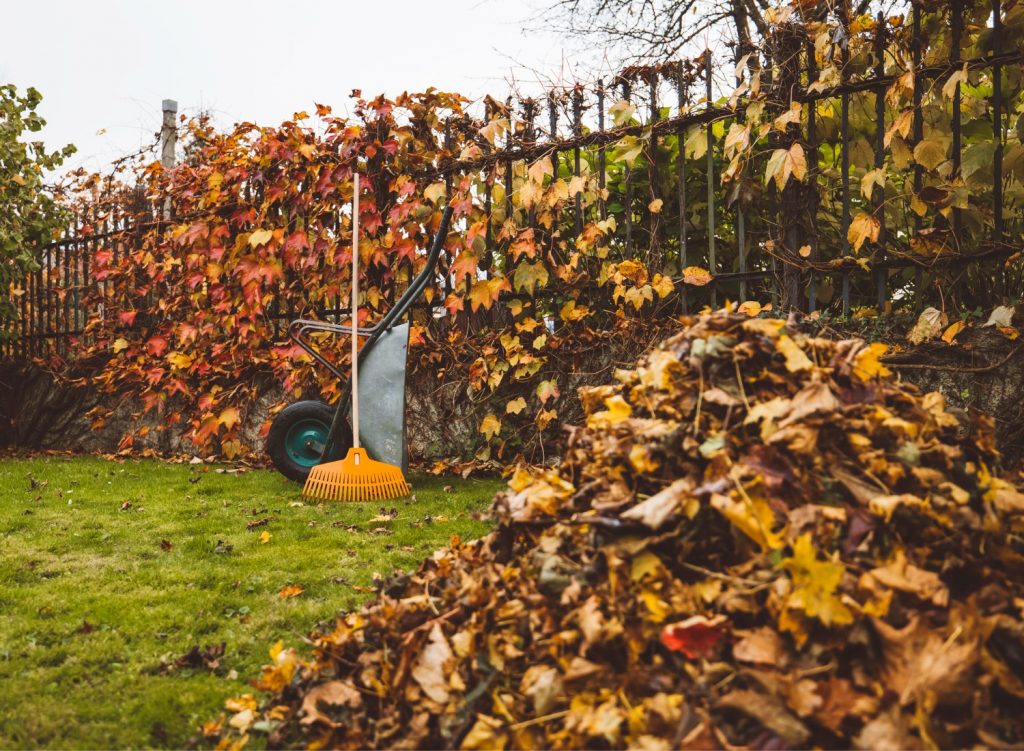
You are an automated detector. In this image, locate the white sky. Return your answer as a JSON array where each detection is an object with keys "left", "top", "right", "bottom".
[{"left": 4, "top": 0, "right": 609, "bottom": 175}]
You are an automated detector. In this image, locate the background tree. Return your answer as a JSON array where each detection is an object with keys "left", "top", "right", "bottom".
[
  {"left": 531, "top": 0, "right": 909, "bottom": 65},
  {"left": 0, "top": 84, "right": 75, "bottom": 337}
]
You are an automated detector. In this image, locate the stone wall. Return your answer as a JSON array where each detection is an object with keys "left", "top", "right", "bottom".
[{"left": 3, "top": 325, "right": 1021, "bottom": 465}]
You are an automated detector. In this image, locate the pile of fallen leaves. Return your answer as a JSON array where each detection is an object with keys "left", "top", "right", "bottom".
[{"left": 211, "top": 310, "right": 1024, "bottom": 750}]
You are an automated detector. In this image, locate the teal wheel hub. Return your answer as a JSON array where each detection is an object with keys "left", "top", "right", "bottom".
[{"left": 284, "top": 419, "right": 328, "bottom": 468}]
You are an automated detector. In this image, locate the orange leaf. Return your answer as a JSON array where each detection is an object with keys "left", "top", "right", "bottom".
[
  {"left": 278, "top": 584, "right": 304, "bottom": 599},
  {"left": 937, "top": 319, "right": 962, "bottom": 342}
]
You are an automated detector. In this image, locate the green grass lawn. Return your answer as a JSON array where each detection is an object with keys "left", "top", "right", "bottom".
[{"left": 0, "top": 455, "right": 502, "bottom": 750}]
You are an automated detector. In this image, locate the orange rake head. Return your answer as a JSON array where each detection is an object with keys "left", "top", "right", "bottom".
[{"left": 302, "top": 447, "right": 410, "bottom": 502}]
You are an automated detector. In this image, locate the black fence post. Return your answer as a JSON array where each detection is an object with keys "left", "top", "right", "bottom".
[
  {"left": 873, "top": 12, "right": 888, "bottom": 310},
  {"left": 705, "top": 54, "right": 717, "bottom": 307},
  {"left": 675, "top": 65, "right": 688, "bottom": 313}
]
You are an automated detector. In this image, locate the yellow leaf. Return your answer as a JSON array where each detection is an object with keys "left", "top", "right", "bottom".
[
  {"left": 937, "top": 321, "right": 962, "bottom": 346},
  {"left": 167, "top": 351, "right": 193, "bottom": 370},
  {"left": 913, "top": 137, "right": 948, "bottom": 171},
  {"left": 608, "top": 99, "right": 636, "bottom": 127},
  {"left": 890, "top": 135, "right": 913, "bottom": 169},
  {"left": 528, "top": 158, "right": 553, "bottom": 185},
  {"left": 781, "top": 533, "right": 853, "bottom": 627},
  {"left": 479, "top": 413, "right": 502, "bottom": 440},
  {"left": 723, "top": 123, "right": 751, "bottom": 155},
  {"left": 461, "top": 714, "right": 508, "bottom": 751},
  {"left": 773, "top": 101, "right": 802, "bottom": 131},
  {"left": 847, "top": 212, "right": 880, "bottom": 252},
  {"left": 559, "top": 300, "right": 591, "bottom": 322},
  {"left": 684, "top": 126, "right": 707, "bottom": 160},
  {"left": 630, "top": 551, "right": 664, "bottom": 581},
  {"left": 639, "top": 590, "right": 671, "bottom": 623},
  {"left": 218, "top": 406, "right": 241, "bottom": 429},
  {"left": 648, "top": 198, "right": 664, "bottom": 214},
  {"left": 12, "top": 174, "right": 27, "bottom": 186},
  {"left": 467, "top": 279, "right": 500, "bottom": 312},
  {"left": 884, "top": 110, "right": 913, "bottom": 147},
  {"left": 737, "top": 300, "right": 763, "bottom": 317},
  {"left": 624, "top": 284, "right": 653, "bottom": 310},
  {"left": 248, "top": 229, "right": 273, "bottom": 247},
  {"left": 651, "top": 273, "right": 674, "bottom": 298},
  {"left": 513, "top": 261, "right": 549, "bottom": 295},
  {"left": 259, "top": 531, "right": 271, "bottom": 544},
  {"left": 852, "top": 342, "right": 892, "bottom": 381},
  {"left": 777, "top": 335, "right": 813, "bottom": 372},
  {"left": 421, "top": 181, "right": 446, "bottom": 204},
  {"left": 765, "top": 148, "right": 788, "bottom": 188},
  {"left": 742, "top": 317, "right": 785, "bottom": 337},
  {"left": 535, "top": 408, "right": 558, "bottom": 430},
  {"left": 629, "top": 445, "right": 660, "bottom": 473},
  {"left": 710, "top": 486, "right": 784, "bottom": 550},
  {"left": 587, "top": 395, "right": 632, "bottom": 429},
  {"left": 798, "top": 245, "right": 812, "bottom": 258},
  {"left": 112, "top": 337, "right": 129, "bottom": 353},
  {"left": 787, "top": 142, "right": 807, "bottom": 182},
  {"left": 860, "top": 168, "right": 885, "bottom": 200},
  {"left": 221, "top": 439, "right": 241, "bottom": 460},
  {"left": 610, "top": 134, "right": 646, "bottom": 165},
  {"left": 505, "top": 397, "right": 527, "bottom": 415},
  {"left": 682, "top": 266, "right": 713, "bottom": 286}
]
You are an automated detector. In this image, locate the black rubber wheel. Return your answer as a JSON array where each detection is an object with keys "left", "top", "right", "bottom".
[{"left": 267, "top": 400, "right": 351, "bottom": 483}]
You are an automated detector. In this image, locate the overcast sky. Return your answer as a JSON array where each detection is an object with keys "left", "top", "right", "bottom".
[{"left": 4, "top": 0, "right": 608, "bottom": 175}]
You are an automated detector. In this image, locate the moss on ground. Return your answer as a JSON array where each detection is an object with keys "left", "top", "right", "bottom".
[{"left": 0, "top": 455, "right": 501, "bottom": 749}]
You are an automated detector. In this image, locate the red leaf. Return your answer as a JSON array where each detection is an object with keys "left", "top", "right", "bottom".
[
  {"left": 660, "top": 615, "right": 730, "bottom": 659},
  {"left": 146, "top": 336, "right": 169, "bottom": 357}
]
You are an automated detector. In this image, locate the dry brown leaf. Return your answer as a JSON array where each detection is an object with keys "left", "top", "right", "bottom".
[
  {"left": 873, "top": 616, "right": 977, "bottom": 708},
  {"left": 732, "top": 627, "right": 786, "bottom": 665},
  {"left": 620, "top": 478, "right": 693, "bottom": 529},
  {"left": 411, "top": 623, "right": 455, "bottom": 704},
  {"left": 864, "top": 549, "right": 949, "bottom": 607},
  {"left": 300, "top": 680, "right": 362, "bottom": 727}
]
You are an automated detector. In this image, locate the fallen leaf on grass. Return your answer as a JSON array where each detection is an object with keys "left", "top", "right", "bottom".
[
  {"left": 161, "top": 642, "right": 225, "bottom": 674},
  {"left": 278, "top": 584, "right": 304, "bottom": 599},
  {"left": 259, "top": 531, "right": 271, "bottom": 544}
]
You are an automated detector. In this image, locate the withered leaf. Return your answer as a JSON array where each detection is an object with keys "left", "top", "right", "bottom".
[
  {"left": 619, "top": 478, "right": 694, "bottom": 529},
  {"left": 411, "top": 623, "right": 455, "bottom": 704}
]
